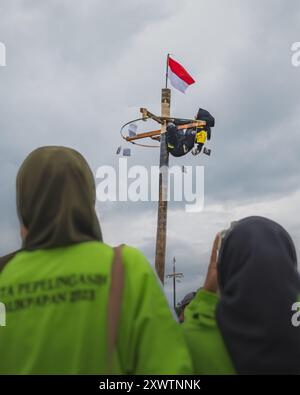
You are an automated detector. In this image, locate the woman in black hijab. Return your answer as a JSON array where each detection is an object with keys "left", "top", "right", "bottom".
[{"left": 184, "top": 216, "right": 300, "bottom": 374}]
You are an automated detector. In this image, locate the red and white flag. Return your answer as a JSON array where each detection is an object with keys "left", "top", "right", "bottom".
[{"left": 167, "top": 56, "right": 195, "bottom": 93}]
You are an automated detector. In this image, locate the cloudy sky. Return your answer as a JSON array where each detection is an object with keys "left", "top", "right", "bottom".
[{"left": 1, "top": 0, "right": 300, "bottom": 305}]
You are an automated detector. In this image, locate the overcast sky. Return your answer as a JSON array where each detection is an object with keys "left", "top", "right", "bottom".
[{"left": 1, "top": 0, "right": 300, "bottom": 304}]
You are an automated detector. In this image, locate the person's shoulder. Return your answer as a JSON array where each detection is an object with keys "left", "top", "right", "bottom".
[
  {"left": 78, "top": 242, "right": 153, "bottom": 276},
  {"left": 121, "top": 245, "right": 151, "bottom": 271},
  {"left": 75, "top": 242, "right": 149, "bottom": 264},
  {"left": 66, "top": 241, "right": 112, "bottom": 257}
]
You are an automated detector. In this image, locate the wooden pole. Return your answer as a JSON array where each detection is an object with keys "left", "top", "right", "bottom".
[{"left": 155, "top": 88, "right": 171, "bottom": 284}]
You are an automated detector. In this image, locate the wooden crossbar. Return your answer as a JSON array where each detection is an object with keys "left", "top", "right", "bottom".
[{"left": 125, "top": 120, "right": 206, "bottom": 142}]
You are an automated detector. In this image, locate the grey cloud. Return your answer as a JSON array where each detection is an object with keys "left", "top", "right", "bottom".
[{"left": 1, "top": 0, "right": 300, "bottom": 305}]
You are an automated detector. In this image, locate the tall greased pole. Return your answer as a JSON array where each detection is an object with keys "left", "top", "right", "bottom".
[{"left": 154, "top": 87, "right": 171, "bottom": 284}]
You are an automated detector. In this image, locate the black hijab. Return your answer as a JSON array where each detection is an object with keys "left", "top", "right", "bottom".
[
  {"left": 216, "top": 216, "right": 300, "bottom": 374},
  {"left": 196, "top": 108, "right": 215, "bottom": 140}
]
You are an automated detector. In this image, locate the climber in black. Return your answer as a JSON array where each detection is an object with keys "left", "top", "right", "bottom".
[{"left": 166, "top": 108, "right": 215, "bottom": 157}]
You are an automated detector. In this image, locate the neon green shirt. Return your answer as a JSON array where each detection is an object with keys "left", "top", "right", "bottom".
[
  {"left": 0, "top": 241, "right": 192, "bottom": 374},
  {"left": 183, "top": 289, "right": 235, "bottom": 375}
]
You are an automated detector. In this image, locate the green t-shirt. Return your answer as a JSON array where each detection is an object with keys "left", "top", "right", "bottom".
[
  {"left": 0, "top": 241, "right": 192, "bottom": 374},
  {"left": 183, "top": 289, "right": 235, "bottom": 375}
]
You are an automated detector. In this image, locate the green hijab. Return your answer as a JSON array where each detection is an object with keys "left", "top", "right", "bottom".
[{"left": 16, "top": 146, "right": 102, "bottom": 250}]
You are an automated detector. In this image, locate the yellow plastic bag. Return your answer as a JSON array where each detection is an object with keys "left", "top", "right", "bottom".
[{"left": 196, "top": 130, "right": 207, "bottom": 144}]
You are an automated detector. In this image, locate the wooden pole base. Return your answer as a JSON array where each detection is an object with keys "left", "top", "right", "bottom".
[{"left": 155, "top": 88, "right": 171, "bottom": 284}]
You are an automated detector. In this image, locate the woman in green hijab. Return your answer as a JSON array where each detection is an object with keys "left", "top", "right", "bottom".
[
  {"left": 17, "top": 146, "right": 103, "bottom": 250},
  {"left": 0, "top": 146, "right": 192, "bottom": 375}
]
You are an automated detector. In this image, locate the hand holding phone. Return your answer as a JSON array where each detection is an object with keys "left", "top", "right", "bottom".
[
  {"left": 204, "top": 222, "right": 238, "bottom": 293},
  {"left": 203, "top": 233, "right": 221, "bottom": 293}
]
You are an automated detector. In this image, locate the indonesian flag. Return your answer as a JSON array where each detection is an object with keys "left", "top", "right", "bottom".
[{"left": 167, "top": 56, "right": 195, "bottom": 93}]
